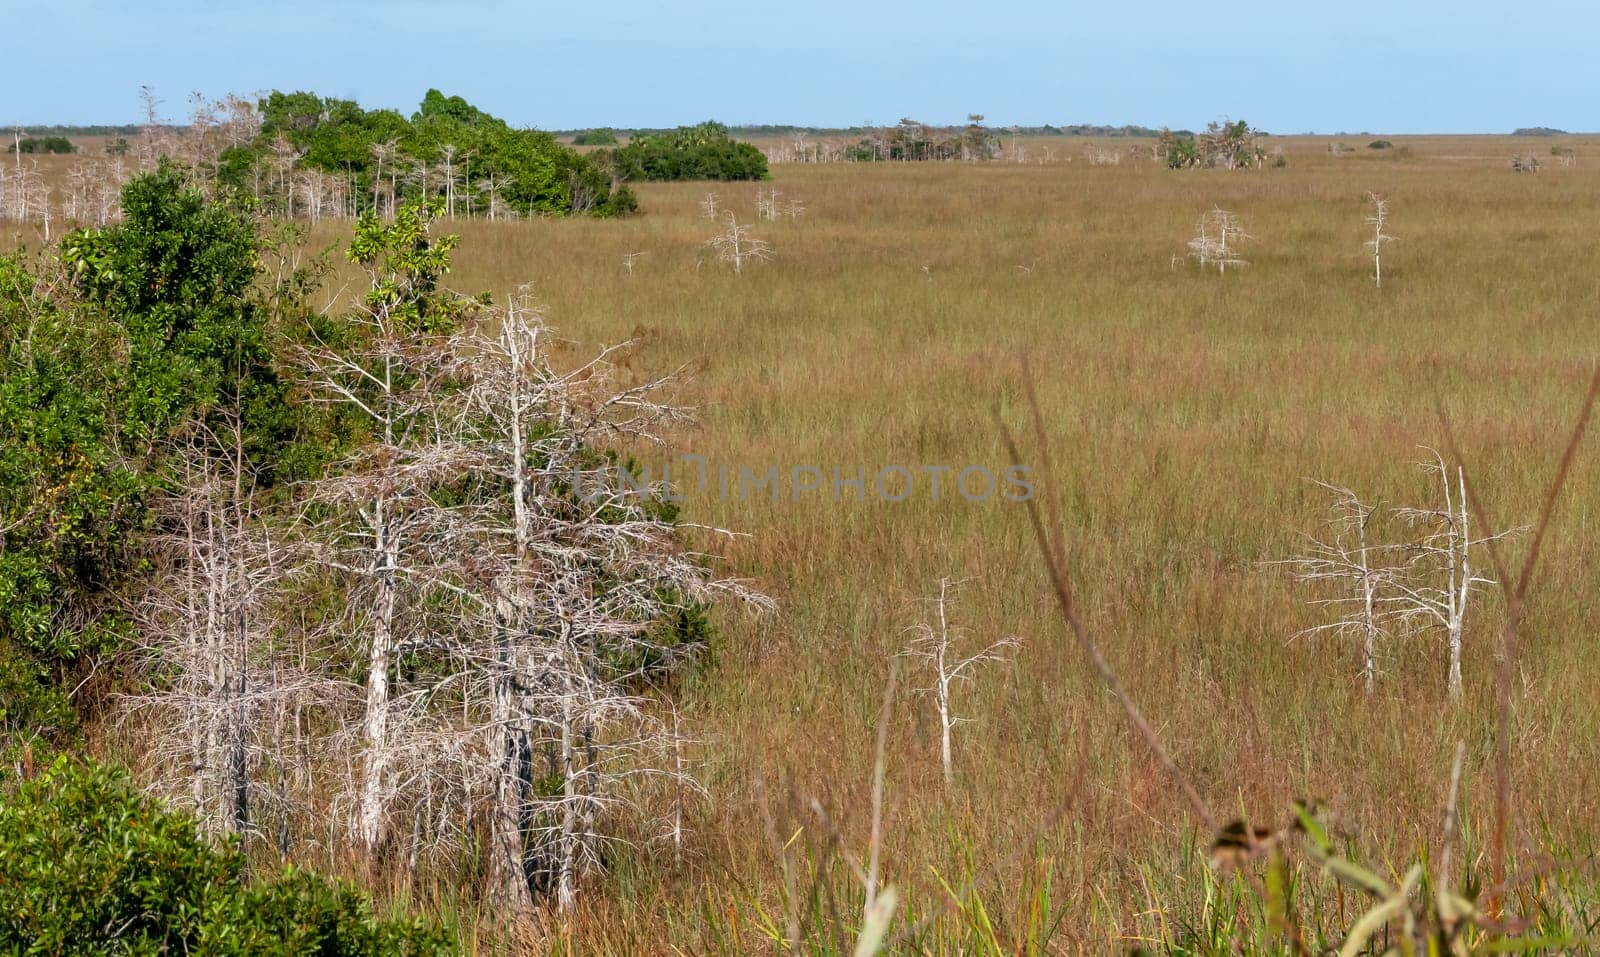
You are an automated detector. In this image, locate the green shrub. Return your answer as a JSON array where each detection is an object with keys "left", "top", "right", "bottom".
[
  {"left": 1163, "top": 132, "right": 1201, "bottom": 169},
  {"left": 604, "top": 122, "right": 768, "bottom": 181},
  {"left": 1368, "top": 139, "right": 1394, "bottom": 149},
  {"left": 2, "top": 164, "right": 314, "bottom": 758},
  {"left": 572, "top": 128, "right": 618, "bottom": 146},
  {"left": 7, "top": 136, "right": 73, "bottom": 155},
  {"left": 0, "top": 760, "right": 451, "bottom": 955}
]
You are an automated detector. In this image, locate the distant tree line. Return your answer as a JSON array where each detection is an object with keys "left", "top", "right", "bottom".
[
  {"left": 556, "top": 122, "right": 1173, "bottom": 138},
  {"left": 9, "top": 124, "right": 144, "bottom": 137},
  {"left": 1049, "top": 123, "right": 1172, "bottom": 137},
  {"left": 571, "top": 128, "right": 619, "bottom": 146}
]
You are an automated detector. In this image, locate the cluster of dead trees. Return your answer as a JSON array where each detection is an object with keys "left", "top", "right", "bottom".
[
  {"left": 762, "top": 132, "right": 852, "bottom": 164},
  {"left": 845, "top": 116, "right": 1002, "bottom": 162},
  {"left": 0, "top": 145, "right": 56, "bottom": 236},
  {"left": 1184, "top": 207, "right": 1252, "bottom": 273},
  {"left": 1276, "top": 453, "right": 1519, "bottom": 698},
  {"left": 1179, "top": 193, "right": 1393, "bottom": 285},
  {"left": 4, "top": 92, "right": 262, "bottom": 234},
  {"left": 115, "top": 202, "right": 765, "bottom": 922}
]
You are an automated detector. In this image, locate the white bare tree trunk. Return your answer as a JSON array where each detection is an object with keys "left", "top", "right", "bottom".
[
  {"left": 1447, "top": 466, "right": 1468, "bottom": 700},
  {"left": 903, "top": 578, "right": 1018, "bottom": 791},
  {"left": 557, "top": 695, "right": 579, "bottom": 912},
  {"left": 359, "top": 487, "right": 396, "bottom": 851},
  {"left": 1387, "top": 453, "right": 1517, "bottom": 701},
  {"left": 1358, "top": 520, "right": 1377, "bottom": 695}
]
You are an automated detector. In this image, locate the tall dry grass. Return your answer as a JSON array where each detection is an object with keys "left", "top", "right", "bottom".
[{"left": 14, "top": 135, "right": 1600, "bottom": 951}]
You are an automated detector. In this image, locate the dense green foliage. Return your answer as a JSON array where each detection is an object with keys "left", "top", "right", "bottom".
[
  {"left": 7, "top": 136, "right": 73, "bottom": 154},
  {"left": 601, "top": 122, "right": 768, "bottom": 181},
  {"left": 346, "top": 200, "right": 476, "bottom": 337},
  {"left": 1, "top": 163, "right": 311, "bottom": 757},
  {"left": 221, "top": 89, "right": 636, "bottom": 216},
  {"left": 62, "top": 164, "right": 295, "bottom": 461},
  {"left": 0, "top": 252, "right": 141, "bottom": 748},
  {"left": 1160, "top": 130, "right": 1201, "bottom": 168},
  {"left": 571, "top": 128, "right": 618, "bottom": 146},
  {"left": 0, "top": 760, "right": 450, "bottom": 955}
]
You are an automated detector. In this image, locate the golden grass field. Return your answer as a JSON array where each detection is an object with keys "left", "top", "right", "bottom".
[{"left": 13, "top": 134, "right": 1600, "bottom": 951}]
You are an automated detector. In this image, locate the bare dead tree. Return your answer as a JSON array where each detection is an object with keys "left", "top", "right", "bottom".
[
  {"left": 287, "top": 285, "right": 771, "bottom": 916},
  {"left": 403, "top": 156, "right": 433, "bottom": 210},
  {"left": 900, "top": 578, "right": 1019, "bottom": 787},
  {"left": 182, "top": 91, "right": 224, "bottom": 187},
  {"left": 6, "top": 128, "right": 21, "bottom": 220},
  {"left": 428, "top": 290, "right": 769, "bottom": 915},
  {"left": 265, "top": 136, "right": 303, "bottom": 217},
  {"left": 476, "top": 173, "right": 512, "bottom": 222},
  {"left": 439, "top": 144, "right": 472, "bottom": 218},
  {"left": 1391, "top": 450, "right": 1520, "bottom": 700},
  {"left": 370, "top": 139, "right": 400, "bottom": 217},
  {"left": 3, "top": 158, "right": 51, "bottom": 238},
  {"left": 1273, "top": 481, "right": 1401, "bottom": 693},
  {"left": 96, "top": 156, "right": 127, "bottom": 225},
  {"left": 756, "top": 187, "right": 781, "bottom": 221},
  {"left": 118, "top": 415, "right": 328, "bottom": 855},
  {"left": 699, "top": 192, "right": 720, "bottom": 220},
  {"left": 620, "top": 251, "right": 647, "bottom": 277},
  {"left": 294, "top": 222, "right": 467, "bottom": 853},
  {"left": 1084, "top": 145, "right": 1122, "bottom": 166},
  {"left": 135, "top": 85, "right": 170, "bottom": 172},
  {"left": 704, "top": 213, "right": 772, "bottom": 274},
  {"left": 1185, "top": 207, "right": 1251, "bottom": 274},
  {"left": 1365, "top": 192, "right": 1395, "bottom": 288}
]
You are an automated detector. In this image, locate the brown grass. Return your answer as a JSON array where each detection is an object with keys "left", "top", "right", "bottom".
[{"left": 16, "top": 134, "right": 1600, "bottom": 950}]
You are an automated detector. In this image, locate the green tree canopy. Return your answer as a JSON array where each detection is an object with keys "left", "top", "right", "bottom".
[
  {"left": 603, "top": 122, "right": 769, "bottom": 181},
  {"left": 228, "top": 89, "right": 635, "bottom": 217}
]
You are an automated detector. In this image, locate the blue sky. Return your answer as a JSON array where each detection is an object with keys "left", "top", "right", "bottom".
[{"left": 3, "top": 0, "right": 1595, "bottom": 133}]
